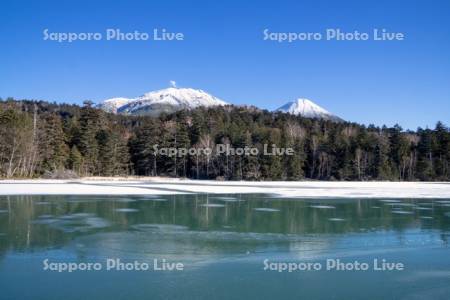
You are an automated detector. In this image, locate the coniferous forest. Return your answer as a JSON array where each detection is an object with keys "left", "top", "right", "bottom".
[{"left": 0, "top": 98, "right": 448, "bottom": 181}]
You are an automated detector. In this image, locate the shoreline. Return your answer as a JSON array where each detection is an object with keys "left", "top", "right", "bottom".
[{"left": 0, "top": 178, "right": 449, "bottom": 198}]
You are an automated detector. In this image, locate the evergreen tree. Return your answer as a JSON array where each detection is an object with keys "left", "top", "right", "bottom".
[
  {"left": 76, "top": 101, "right": 105, "bottom": 175},
  {"left": 38, "top": 113, "right": 69, "bottom": 172},
  {"left": 68, "top": 145, "right": 83, "bottom": 174}
]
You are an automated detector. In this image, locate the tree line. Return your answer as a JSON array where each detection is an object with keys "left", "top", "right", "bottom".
[{"left": 0, "top": 98, "right": 448, "bottom": 181}]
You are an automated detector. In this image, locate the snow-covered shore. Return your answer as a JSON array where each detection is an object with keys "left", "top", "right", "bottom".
[{"left": 0, "top": 178, "right": 449, "bottom": 198}]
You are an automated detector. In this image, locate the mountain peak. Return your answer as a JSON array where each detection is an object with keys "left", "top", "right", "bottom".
[
  {"left": 99, "top": 86, "right": 227, "bottom": 116},
  {"left": 277, "top": 98, "right": 342, "bottom": 122}
]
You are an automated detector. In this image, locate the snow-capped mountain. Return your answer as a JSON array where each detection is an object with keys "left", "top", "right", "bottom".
[
  {"left": 99, "top": 86, "right": 227, "bottom": 116},
  {"left": 276, "top": 98, "right": 342, "bottom": 122}
]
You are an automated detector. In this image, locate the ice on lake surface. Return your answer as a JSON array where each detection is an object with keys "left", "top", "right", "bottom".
[
  {"left": 379, "top": 199, "right": 401, "bottom": 203},
  {"left": 200, "top": 203, "right": 225, "bottom": 208},
  {"left": 328, "top": 218, "right": 345, "bottom": 221},
  {"left": 436, "top": 200, "right": 450, "bottom": 204},
  {"left": 310, "top": 205, "right": 336, "bottom": 209},
  {"left": 391, "top": 210, "right": 414, "bottom": 215},
  {"left": 384, "top": 203, "right": 416, "bottom": 207},
  {"left": 131, "top": 224, "right": 189, "bottom": 232},
  {"left": 415, "top": 207, "right": 433, "bottom": 210},
  {"left": 114, "top": 198, "right": 137, "bottom": 203},
  {"left": 31, "top": 212, "right": 110, "bottom": 232},
  {"left": 211, "top": 197, "right": 244, "bottom": 202},
  {"left": 0, "top": 194, "right": 450, "bottom": 299},
  {"left": 115, "top": 208, "right": 139, "bottom": 213},
  {"left": 253, "top": 208, "right": 280, "bottom": 212},
  {"left": 34, "top": 201, "right": 51, "bottom": 205}
]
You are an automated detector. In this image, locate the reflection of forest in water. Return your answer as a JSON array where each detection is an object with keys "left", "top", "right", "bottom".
[{"left": 0, "top": 194, "right": 450, "bottom": 257}]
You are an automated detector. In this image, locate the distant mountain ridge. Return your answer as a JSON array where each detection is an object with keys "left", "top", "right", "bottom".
[{"left": 99, "top": 85, "right": 343, "bottom": 121}]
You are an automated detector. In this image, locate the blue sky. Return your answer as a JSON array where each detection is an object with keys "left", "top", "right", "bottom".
[{"left": 0, "top": 0, "right": 449, "bottom": 130}]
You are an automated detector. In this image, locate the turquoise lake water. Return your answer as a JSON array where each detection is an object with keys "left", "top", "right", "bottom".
[{"left": 1, "top": 194, "right": 450, "bottom": 299}]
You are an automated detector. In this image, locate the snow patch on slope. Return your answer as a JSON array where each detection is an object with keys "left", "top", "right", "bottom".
[{"left": 100, "top": 97, "right": 135, "bottom": 113}]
